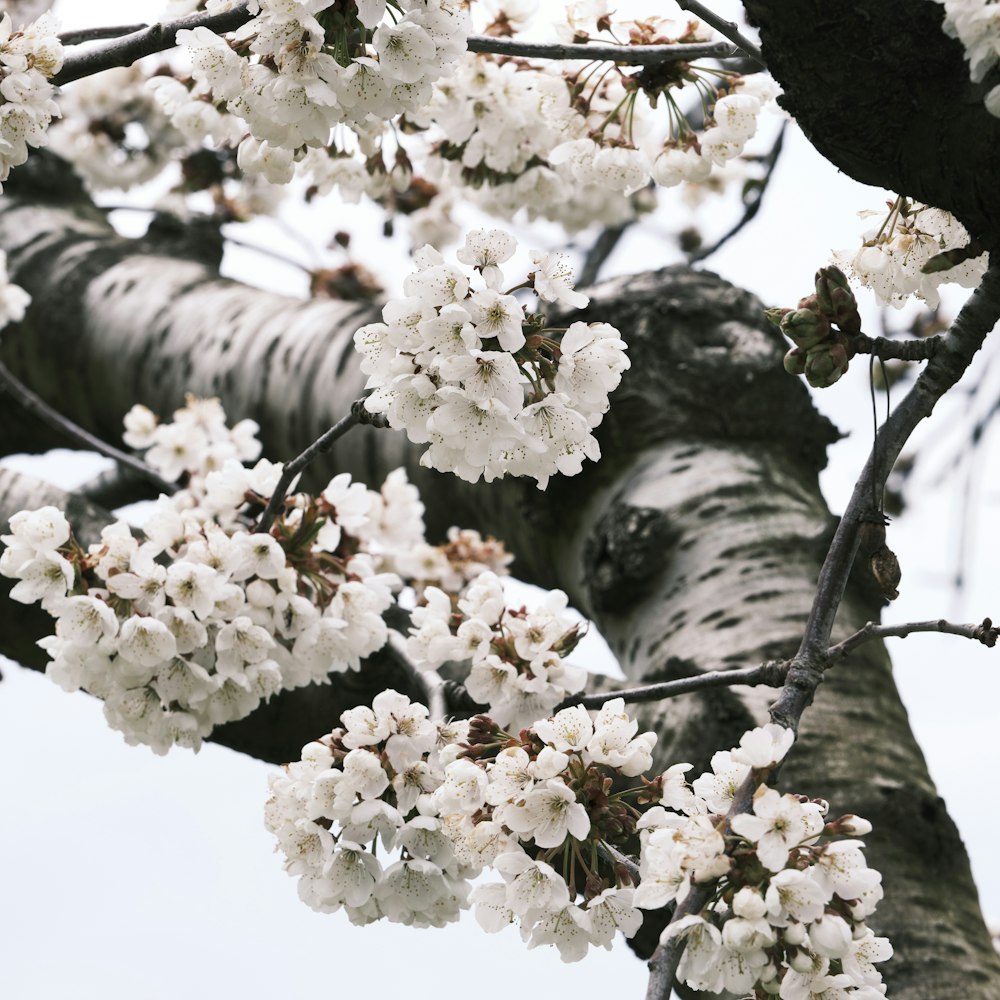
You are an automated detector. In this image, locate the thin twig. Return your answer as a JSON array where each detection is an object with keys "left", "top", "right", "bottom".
[
  {"left": 59, "top": 24, "right": 150, "bottom": 46},
  {"left": 688, "top": 122, "right": 786, "bottom": 264},
  {"left": 0, "top": 361, "right": 178, "bottom": 495},
  {"left": 386, "top": 632, "right": 447, "bottom": 721},
  {"left": 675, "top": 0, "right": 765, "bottom": 67},
  {"left": 223, "top": 234, "right": 314, "bottom": 275},
  {"left": 466, "top": 37, "right": 742, "bottom": 65},
  {"left": 828, "top": 617, "right": 999, "bottom": 658},
  {"left": 255, "top": 399, "right": 386, "bottom": 534},
  {"left": 558, "top": 660, "right": 787, "bottom": 711}
]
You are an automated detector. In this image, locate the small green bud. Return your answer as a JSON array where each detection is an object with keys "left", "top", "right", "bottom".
[
  {"left": 781, "top": 308, "right": 831, "bottom": 349},
  {"left": 804, "top": 343, "right": 849, "bottom": 388},
  {"left": 814, "top": 265, "right": 852, "bottom": 314},
  {"left": 783, "top": 346, "right": 807, "bottom": 376},
  {"left": 765, "top": 307, "right": 791, "bottom": 329},
  {"left": 828, "top": 286, "right": 862, "bottom": 335}
]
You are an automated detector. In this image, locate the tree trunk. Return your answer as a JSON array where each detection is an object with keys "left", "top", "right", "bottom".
[{"left": 0, "top": 155, "right": 996, "bottom": 996}]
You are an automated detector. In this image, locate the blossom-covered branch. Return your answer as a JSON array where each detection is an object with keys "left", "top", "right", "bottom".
[{"left": 828, "top": 617, "right": 999, "bottom": 659}]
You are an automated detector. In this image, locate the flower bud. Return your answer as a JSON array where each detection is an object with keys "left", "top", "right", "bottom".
[
  {"left": 783, "top": 346, "right": 807, "bottom": 376},
  {"left": 787, "top": 947, "right": 814, "bottom": 973},
  {"left": 870, "top": 545, "right": 901, "bottom": 600},
  {"left": 828, "top": 286, "right": 862, "bottom": 335},
  {"left": 829, "top": 814, "right": 873, "bottom": 836},
  {"left": 784, "top": 922, "right": 808, "bottom": 947},
  {"left": 765, "top": 306, "right": 791, "bottom": 329},
  {"left": 810, "top": 913, "right": 853, "bottom": 958},
  {"left": 805, "top": 344, "right": 849, "bottom": 388},
  {"left": 781, "top": 308, "right": 831, "bottom": 349}
]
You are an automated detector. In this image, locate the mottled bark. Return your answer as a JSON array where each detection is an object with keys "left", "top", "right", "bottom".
[
  {"left": 0, "top": 156, "right": 997, "bottom": 995},
  {"left": 742, "top": 0, "right": 1000, "bottom": 243}
]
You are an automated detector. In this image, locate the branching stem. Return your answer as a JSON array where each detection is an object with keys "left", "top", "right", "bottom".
[
  {"left": 675, "top": 0, "right": 765, "bottom": 67},
  {"left": 255, "top": 399, "right": 386, "bottom": 535},
  {"left": 828, "top": 617, "right": 999, "bottom": 658}
]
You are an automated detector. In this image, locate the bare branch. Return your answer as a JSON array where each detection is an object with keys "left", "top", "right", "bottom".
[
  {"left": 689, "top": 122, "right": 786, "bottom": 263},
  {"left": 563, "top": 660, "right": 788, "bottom": 711},
  {"left": 59, "top": 25, "right": 150, "bottom": 46},
  {"left": 851, "top": 333, "right": 943, "bottom": 362},
  {"left": 829, "top": 617, "right": 999, "bottom": 658},
  {"left": 466, "top": 37, "right": 742, "bottom": 65},
  {"left": 597, "top": 842, "right": 640, "bottom": 885},
  {"left": 0, "top": 360, "right": 177, "bottom": 496},
  {"left": 771, "top": 260, "right": 1000, "bottom": 733},
  {"left": 646, "top": 883, "right": 714, "bottom": 1000},
  {"left": 255, "top": 399, "right": 386, "bottom": 535},
  {"left": 675, "top": 0, "right": 765, "bottom": 67},
  {"left": 579, "top": 220, "right": 635, "bottom": 287}
]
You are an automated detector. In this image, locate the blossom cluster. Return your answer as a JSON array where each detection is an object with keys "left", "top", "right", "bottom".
[
  {"left": 0, "top": 397, "right": 509, "bottom": 753},
  {"left": 0, "top": 11, "right": 62, "bottom": 192},
  {"left": 355, "top": 228, "right": 629, "bottom": 486},
  {"left": 407, "top": 571, "right": 587, "bottom": 730},
  {"left": 173, "top": 0, "right": 469, "bottom": 183},
  {"left": 267, "top": 694, "right": 656, "bottom": 957},
  {"left": 935, "top": 0, "right": 1000, "bottom": 116},
  {"left": 269, "top": 696, "right": 892, "bottom": 986},
  {"left": 635, "top": 725, "right": 891, "bottom": 998},
  {"left": 832, "top": 200, "right": 989, "bottom": 308}
]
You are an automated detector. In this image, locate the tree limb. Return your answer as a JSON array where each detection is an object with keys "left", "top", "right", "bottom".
[
  {"left": 676, "top": 0, "right": 765, "bottom": 67},
  {"left": 828, "top": 617, "right": 999, "bottom": 658}
]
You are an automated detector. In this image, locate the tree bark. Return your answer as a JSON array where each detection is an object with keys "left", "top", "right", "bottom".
[
  {"left": 0, "top": 155, "right": 997, "bottom": 996},
  {"left": 742, "top": 0, "right": 1000, "bottom": 244}
]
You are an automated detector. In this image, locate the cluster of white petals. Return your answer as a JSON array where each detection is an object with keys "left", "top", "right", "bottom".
[
  {"left": 266, "top": 691, "right": 477, "bottom": 926},
  {"left": 407, "top": 570, "right": 587, "bottom": 729},
  {"left": 635, "top": 724, "right": 891, "bottom": 997},
  {"left": 269, "top": 695, "right": 655, "bottom": 960},
  {"left": 0, "top": 397, "right": 510, "bottom": 753},
  {"left": 0, "top": 11, "right": 62, "bottom": 191},
  {"left": 832, "top": 202, "right": 989, "bottom": 308},
  {"left": 174, "top": 0, "right": 469, "bottom": 182},
  {"left": 935, "top": 0, "right": 1000, "bottom": 115},
  {"left": 356, "top": 228, "right": 629, "bottom": 486}
]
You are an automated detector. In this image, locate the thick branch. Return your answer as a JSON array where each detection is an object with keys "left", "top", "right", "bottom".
[{"left": 851, "top": 333, "right": 942, "bottom": 362}]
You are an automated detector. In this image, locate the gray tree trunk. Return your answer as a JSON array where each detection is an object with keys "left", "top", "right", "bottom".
[{"left": 0, "top": 155, "right": 997, "bottom": 997}]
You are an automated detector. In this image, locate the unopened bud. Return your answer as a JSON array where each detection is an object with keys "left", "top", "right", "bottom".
[
  {"left": 781, "top": 308, "right": 831, "bottom": 349},
  {"left": 870, "top": 545, "right": 901, "bottom": 600},
  {"left": 805, "top": 344, "right": 849, "bottom": 388},
  {"left": 783, "top": 346, "right": 807, "bottom": 376},
  {"left": 788, "top": 948, "right": 813, "bottom": 974},
  {"left": 765, "top": 306, "right": 791, "bottom": 329},
  {"left": 828, "top": 814, "right": 873, "bottom": 836},
  {"left": 828, "top": 286, "right": 862, "bottom": 335}
]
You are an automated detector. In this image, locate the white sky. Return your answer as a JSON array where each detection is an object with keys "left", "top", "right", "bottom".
[{"left": 1, "top": 3, "right": 999, "bottom": 999}]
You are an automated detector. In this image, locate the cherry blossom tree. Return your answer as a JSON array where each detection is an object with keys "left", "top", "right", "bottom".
[{"left": 1, "top": 1, "right": 999, "bottom": 997}]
